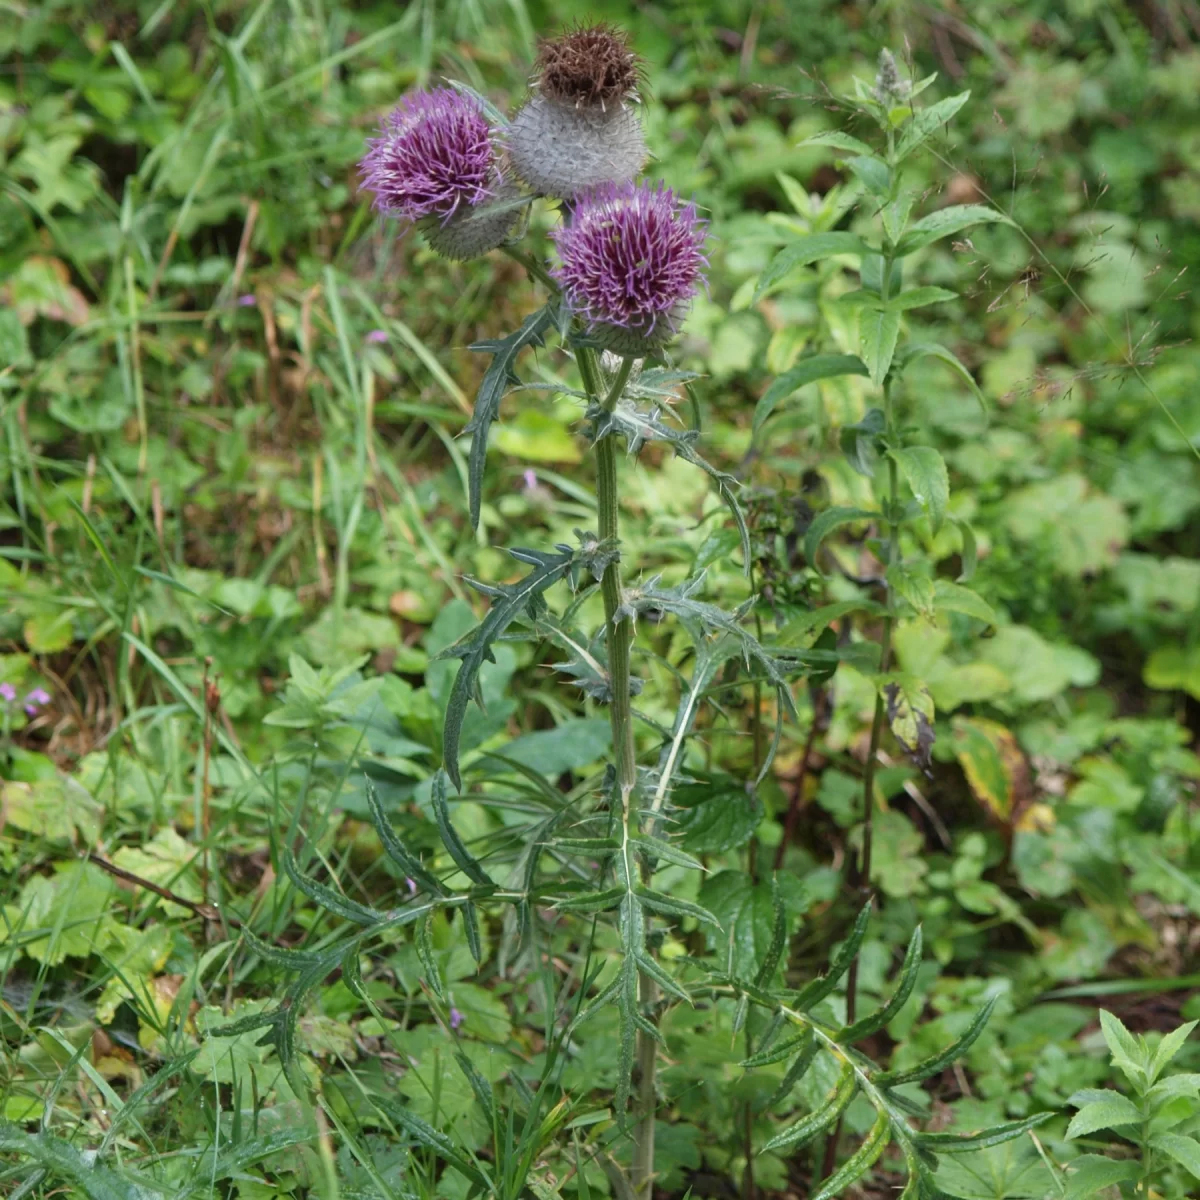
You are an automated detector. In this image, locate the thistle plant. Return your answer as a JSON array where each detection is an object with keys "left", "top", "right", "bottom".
[{"left": 237, "top": 34, "right": 1045, "bottom": 1200}]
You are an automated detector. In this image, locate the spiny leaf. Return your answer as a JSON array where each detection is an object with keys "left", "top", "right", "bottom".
[
  {"left": 622, "top": 573, "right": 798, "bottom": 722},
  {"left": 438, "top": 541, "right": 578, "bottom": 789},
  {"left": 591, "top": 400, "right": 751, "bottom": 572},
  {"left": 630, "top": 835, "right": 705, "bottom": 872},
  {"left": 465, "top": 306, "right": 556, "bottom": 530},
  {"left": 762, "top": 1060, "right": 857, "bottom": 1152},
  {"left": 366, "top": 779, "right": 447, "bottom": 897},
  {"left": 754, "top": 879, "right": 789, "bottom": 987},
  {"left": 431, "top": 769, "right": 494, "bottom": 885},
  {"left": 811, "top": 1109, "right": 891, "bottom": 1200},
  {"left": 839, "top": 925, "right": 923, "bottom": 1043},
  {"left": 877, "top": 998, "right": 996, "bottom": 1086},
  {"left": 917, "top": 1112, "right": 1052, "bottom": 1154},
  {"left": 416, "top": 911, "right": 445, "bottom": 1000},
  {"left": 634, "top": 951, "right": 690, "bottom": 1002},
  {"left": 634, "top": 885, "right": 720, "bottom": 927},
  {"left": 376, "top": 1099, "right": 491, "bottom": 1188},
  {"left": 792, "top": 902, "right": 873, "bottom": 1010},
  {"left": 741, "top": 1029, "right": 811, "bottom": 1069},
  {"left": 556, "top": 886, "right": 626, "bottom": 914},
  {"left": 767, "top": 1029, "right": 822, "bottom": 1106},
  {"left": 282, "top": 850, "right": 384, "bottom": 927}
]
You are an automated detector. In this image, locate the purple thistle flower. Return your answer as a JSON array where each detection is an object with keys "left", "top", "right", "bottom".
[
  {"left": 551, "top": 181, "right": 708, "bottom": 354},
  {"left": 0, "top": 682, "right": 15, "bottom": 703},
  {"left": 359, "top": 88, "right": 495, "bottom": 224}
]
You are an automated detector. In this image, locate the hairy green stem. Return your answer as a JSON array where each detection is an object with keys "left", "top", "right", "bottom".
[
  {"left": 580, "top": 346, "right": 655, "bottom": 1200},
  {"left": 500, "top": 243, "right": 560, "bottom": 294}
]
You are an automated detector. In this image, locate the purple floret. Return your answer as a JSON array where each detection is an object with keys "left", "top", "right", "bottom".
[
  {"left": 551, "top": 181, "right": 708, "bottom": 340},
  {"left": 359, "top": 88, "right": 495, "bottom": 223}
]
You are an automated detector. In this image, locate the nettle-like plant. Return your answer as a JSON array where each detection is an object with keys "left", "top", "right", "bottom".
[{"left": 232, "top": 36, "right": 1046, "bottom": 1200}]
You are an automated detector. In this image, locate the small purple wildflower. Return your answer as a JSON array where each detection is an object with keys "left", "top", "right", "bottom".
[
  {"left": 237, "top": 294, "right": 256, "bottom": 307},
  {"left": 23, "top": 687, "right": 50, "bottom": 715},
  {"left": 405, "top": 877, "right": 418, "bottom": 896},
  {"left": 551, "top": 181, "right": 708, "bottom": 347},
  {"left": 366, "top": 329, "right": 389, "bottom": 344},
  {"left": 449, "top": 1007, "right": 464, "bottom": 1031},
  {"left": 523, "top": 469, "right": 538, "bottom": 491},
  {"left": 0, "top": 683, "right": 15, "bottom": 703},
  {"left": 359, "top": 88, "right": 495, "bottom": 224}
]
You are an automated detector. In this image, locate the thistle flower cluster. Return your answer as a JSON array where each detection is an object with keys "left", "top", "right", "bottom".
[
  {"left": 358, "top": 24, "right": 706, "bottom": 353},
  {"left": 552, "top": 182, "right": 707, "bottom": 353}
]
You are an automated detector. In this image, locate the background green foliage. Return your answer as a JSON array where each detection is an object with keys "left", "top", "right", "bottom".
[{"left": 1, "top": 0, "right": 1199, "bottom": 1197}]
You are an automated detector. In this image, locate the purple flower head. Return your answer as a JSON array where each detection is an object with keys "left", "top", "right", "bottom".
[
  {"left": 366, "top": 329, "right": 389, "bottom": 344},
  {"left": 237, "top": 294, "right": 256, "bottom": 307},
  {"left": 551, "top": 181, "right": 708, "bottom": 353},
  {"left": 359, "top": 88, "right": 495, "bottom": 224},
  {"left": 23, "top": 687, "right": 50, "bottom": 716},
  {"left": 0, "top": 682, "right": 15, "bottom": 703},
  {"left": 449, "top": 1006, "right": 464, "bottom": 1030}
]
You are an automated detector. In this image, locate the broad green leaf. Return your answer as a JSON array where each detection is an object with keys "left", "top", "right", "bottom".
[
  {"left": 898, "top": 341, "right": 987, "bottom": 411},
  {"left": 1065, "top": 1093, "right": 1143, "bottom": 1138},
  {"left": 845, "top": 154, "right": 891, "bottom": 196},
  {"left": 1063, "top": 1155, "right": 1141, "bottom": 1199},
  {"left": 1099, "top": 1009, "right": 1148, "bottom": 1082},
  {"left": 1150, "top": 1020, "right": 1198, "bottom": 1082},
  {"left": 803, "top": 507, "right": 879, "bottom": 566},
  {"left": 800, "top": 130, "right": 876, "bottom": 156},
  {"left": 933, "top": 580, "right": 997, "bottom": 625},
  {"left": 952, "top": 717, "right": 1023, "bottom": 824},
  {"left": 895, "top": 203, "right": 1015, "bottom": 255},
  {"left": 889, "top": 285, "right": 958, "bottom": 310},
  {"left": 1150, "top": 1132, "right": 1200, "bottom": 1179},
  {"left": 860, "top": 307, "right": 901, "bottom": 385},
  {"left": 889, "top": 446, "right": 950, "bottom": 532},
  {"left": 887, "top": 564, "right": 936, "bottom": 618},
  {"left": 672, "top": 773, "right": 762, "bottom": 854},
  {"left": 753, "top": 232, "right": 871, "bottom": 301},
  {"left": 894, "top": 92, "right": 971, "bottom": 161},
  {"left": 754, "top": 354, "right": 869, "bottom": 436}
]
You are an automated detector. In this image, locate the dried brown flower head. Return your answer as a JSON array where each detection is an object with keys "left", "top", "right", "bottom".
[{"left": 535, "top": 23, "right": 643, "bottom": 109}]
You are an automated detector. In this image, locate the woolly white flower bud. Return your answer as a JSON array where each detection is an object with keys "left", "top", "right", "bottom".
[
  {"left": 419, "top": 180, "right": 522, "bottom": 260},
  {"left": 506, "top": 24, "right": 647, "bottom": 200},
  {"left": 506, "top": 96, "right": 646, "bottom": 199}
]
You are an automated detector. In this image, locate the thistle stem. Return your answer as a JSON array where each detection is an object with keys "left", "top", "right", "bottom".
[
  {"left": 500, "top": 243, "right": 560, "bottom": 294},
  {"left": 580, "top": 347, "right": 654, "bottom": 1200}
]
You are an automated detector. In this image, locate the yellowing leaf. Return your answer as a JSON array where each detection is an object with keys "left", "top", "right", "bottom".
[{"left": 952, "top": 716, "right": 1026, "bottom": 824}]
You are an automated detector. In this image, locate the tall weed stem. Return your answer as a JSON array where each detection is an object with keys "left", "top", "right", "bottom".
[{"left": 578, "top": 347, "right": 655, "bottom": 1200}]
